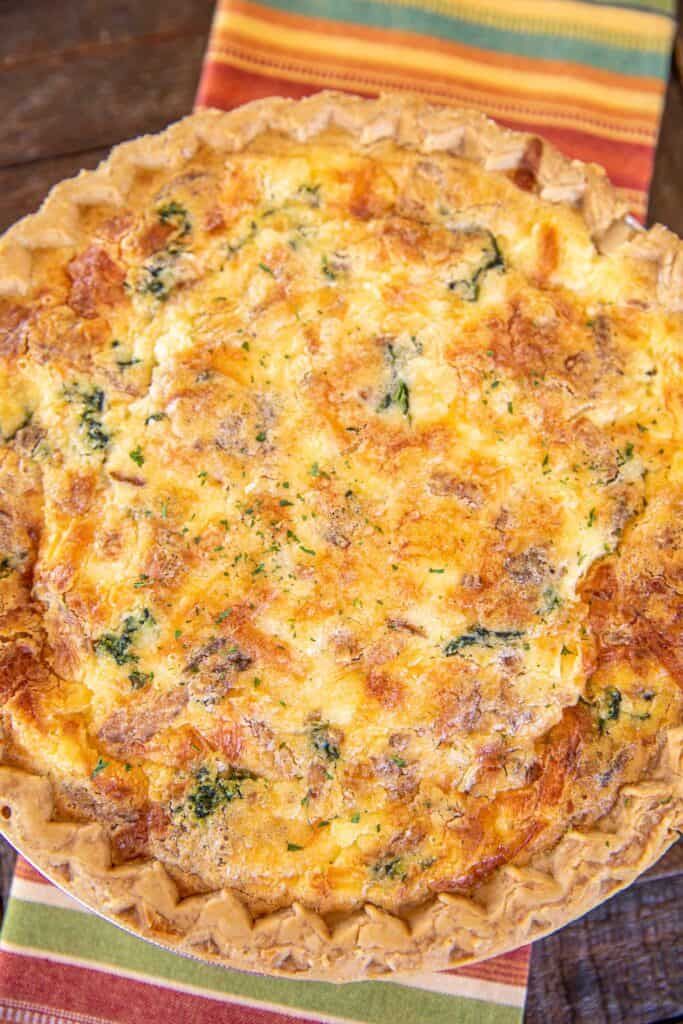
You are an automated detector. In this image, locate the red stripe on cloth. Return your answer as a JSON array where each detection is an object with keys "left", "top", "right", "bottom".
[
  {"left": 492, "top": 118, "right": 654, "bottom": 199},
  {"left": 0, "top": 951, "right": 323, "bottom": 1024},
  {"left": 14, "top": 856, "right": 50, "bottom": 884},
  {"left": 449, "top": 945, "right": 531, "bottom": 986},
  {"left": 196, "top": 61, "right": 336, "bottom": 109},
  {"left": 0, "top": 994, "right": 113, "bottom": 1024}
]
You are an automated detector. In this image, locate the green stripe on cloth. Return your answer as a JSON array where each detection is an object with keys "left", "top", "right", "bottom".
[
  {"left": 580, "top": 0, "right": 675, "bottom": 15},
  {"left": 253, "top": 0, "right": 674, "bottom": 74},
  {"left": 2, "top": 899, "right": 523, "bottom": 1024}
]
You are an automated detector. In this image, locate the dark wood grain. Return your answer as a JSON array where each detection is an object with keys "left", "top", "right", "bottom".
[
  {"left": 639, "top": 838, "right": 683, "bottom": 884},
  {"left": 527, "top": 870, "right": 683, "bottom": 1024},
  {"left": 0, "top": 0, "right": 215, "bottom": 167},
  {"left": 649, "top": 30, "right": 683, "bottom": 236},
  {"left": 0, "top": 841, "right": 14, "bottom": 920},
  {"left": 0, "top": 1, "right": 681, "bottom": 1022}
]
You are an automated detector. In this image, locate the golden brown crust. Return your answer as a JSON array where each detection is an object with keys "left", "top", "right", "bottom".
[{"left": 0, "top": 91, "right": 681, "bottom": 980}]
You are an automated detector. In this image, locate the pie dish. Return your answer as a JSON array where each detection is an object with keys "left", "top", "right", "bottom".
[{"left": 0, "top": 91, "right": 681, "bottom": 981}]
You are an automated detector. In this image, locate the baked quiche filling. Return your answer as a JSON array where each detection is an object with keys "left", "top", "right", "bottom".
[{"left": 0, "top": 129, "right": 681, "bottom": 916}]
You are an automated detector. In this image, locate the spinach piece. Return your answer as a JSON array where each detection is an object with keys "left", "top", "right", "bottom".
[
  {"left": 65, "top": 385, "right": 109, "bottom": 451},
  {"left": 129, "top": 445, "right": 145, "bottom": 467},
  {"left": 137, "top": 252, "right": 177, "bottom": 301},
  {"left": 94, "top": 608, "right": 154, "bottom": 665},
  {"left": 157, "top": 200, "right": 191, "bottom": 237},
  {"left": 296, "top": 183, "right": 321, "bottom": 208},
  {"left": 3, "top": 410, "right": 34, "bottom": 444},
  {"left": 378, "top": 342, "right": 411, "bottom": 419},
  {"left": 310, "top": 722, "right": 341, "bottom": 761},
  {"left": 226, "top": 220, "right": 258, "bottom": 257},
  {"left": 372, "top": 856, "right": 407, "bottom": 881},
  {"left": 187, "top": 765, "right": 255, "bottom": 820},
  {"left": 321, "top": 255, "right": 337, "bottom": 281},
  {"left": 444, "top": 625, "right": 524, "bottom": 657},
  {"left": 447, "top": 230, "right": 504, "bottom": 302},
  {"left": 91, "top": 757, "right": 109, "bottom": 777},
  {"left": 598, "top": 687, "right": 622, "bottom": 734},
  {"left": 129, "top": 669, "right": 154, "bottom": 690},
  {"left": 379, "top": 379, "right": 410, "bottom": 417},
  {"left": 540, "top": 587, "right": 562, "bottom": 615}
]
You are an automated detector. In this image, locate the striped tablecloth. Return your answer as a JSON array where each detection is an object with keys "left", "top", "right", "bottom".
[
  {"left": 0, "top": 3, "right": 678, "bottom": 1022},
  {"left": 196, "top": 0, "right": 678, "bottom": 219},
  {"left": 0, "top": 857, "right": 530, "bottom": 1023}
]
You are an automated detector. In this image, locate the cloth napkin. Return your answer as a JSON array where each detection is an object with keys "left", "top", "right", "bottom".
[
  {"left": 0, "top": 857, "right": 529, "bottom": 1023},
  {"left": 196, "top": 0, "right": 678, "bottom": 220},
  {"left": 0, "top": 3, "right": 678, "bottom": 1022}
]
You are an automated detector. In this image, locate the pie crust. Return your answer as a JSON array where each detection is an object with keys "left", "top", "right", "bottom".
[{"left": 0, "top": 92, "right": 681, "bottom": 981}]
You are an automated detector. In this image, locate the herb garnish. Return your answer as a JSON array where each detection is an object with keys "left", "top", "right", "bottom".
[
  {"left": 129, "top": 445, "right": 145, "bottom": 467},
  {"left": 91, "top": 757, "right": 109, "bottom": 777}
]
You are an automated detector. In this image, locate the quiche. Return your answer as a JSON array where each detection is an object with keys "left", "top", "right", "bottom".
[{"left": 0, "top": 92, "right": 681, "bottom": 980}]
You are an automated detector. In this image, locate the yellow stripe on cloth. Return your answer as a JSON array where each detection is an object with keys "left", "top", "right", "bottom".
[
  {"left": 207, "top": 44, "right": 660, "bottom": 148},
  {"left": 215, "top": 9, "right": 665, "bottom": 121},
  {"left": 371, "top": 0, "right": 674, "bottom": 50}
]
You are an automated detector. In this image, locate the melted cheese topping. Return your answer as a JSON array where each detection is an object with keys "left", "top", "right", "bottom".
[{"left": 0, "top": 132, "right": 681, "bottom": 913}]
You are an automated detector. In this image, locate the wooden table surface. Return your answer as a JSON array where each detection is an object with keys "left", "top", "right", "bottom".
[{"left": 0, "top": 3, "right": 681, "bottom": 1022}]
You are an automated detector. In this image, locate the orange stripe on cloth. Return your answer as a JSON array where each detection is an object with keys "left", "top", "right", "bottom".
[
  {"left": 13, "top": 857, "right": 48, "bottom": 885},
  {"left": 450, "top": 946, "right": 532, "bottom": 987},
  {"left": 219, "top": 0, "right": 667, "bottom": 105},
  {"left": 205, "top": 37, "right": 659, "bottom": 142}
]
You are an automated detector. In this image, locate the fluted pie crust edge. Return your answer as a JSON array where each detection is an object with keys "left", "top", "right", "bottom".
[{"left": 0, "top": 91, "right": 681, "bottom": 981}]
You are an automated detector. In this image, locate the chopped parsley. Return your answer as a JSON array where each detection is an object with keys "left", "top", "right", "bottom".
[{"left": 129, "top": 445, "right": 145, "bottom": 467}]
